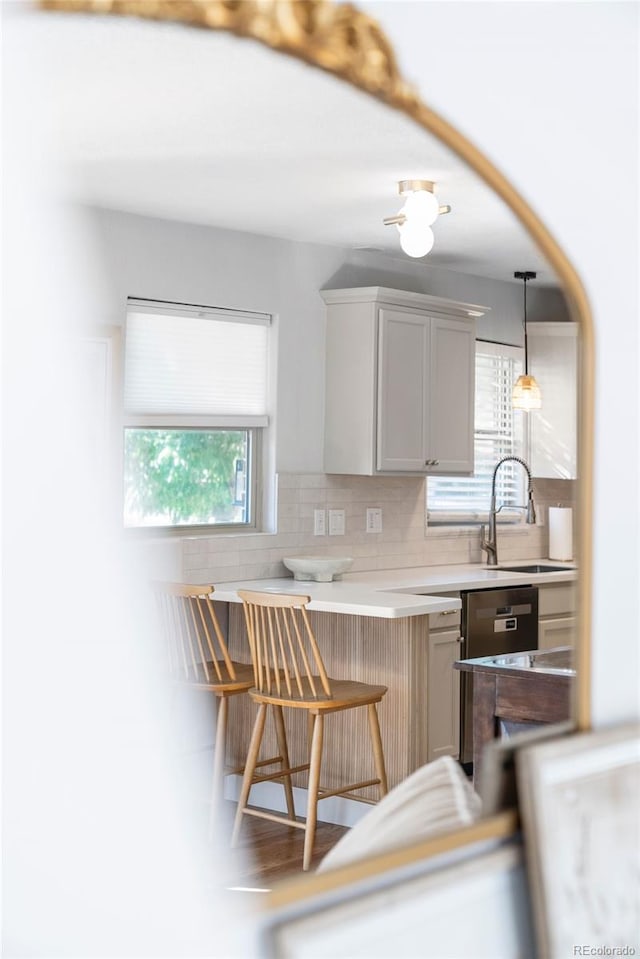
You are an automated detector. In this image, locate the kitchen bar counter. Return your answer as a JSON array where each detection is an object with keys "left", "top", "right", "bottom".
[
  {"left": 212, "top": 561, "right": 577, "bottom": 619},
  {"left": 219, "top": 565, "right": 576, "bottom": 813}
]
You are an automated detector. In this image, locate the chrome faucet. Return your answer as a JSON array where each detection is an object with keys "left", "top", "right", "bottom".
[{"left": 481, "top": 456, "right": 536, "bottom": 566}]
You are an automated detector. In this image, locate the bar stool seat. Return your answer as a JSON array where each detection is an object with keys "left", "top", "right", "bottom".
[
  {"left": 181, "top": 660, "right": 255, "bottom": 694},
  {"left": 249, "top": 676, "right": 388, "bottom": 711}
]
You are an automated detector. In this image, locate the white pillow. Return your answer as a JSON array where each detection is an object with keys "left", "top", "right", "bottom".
[{"left": 317, "top": 756, "right": 482, "bottom": 873}]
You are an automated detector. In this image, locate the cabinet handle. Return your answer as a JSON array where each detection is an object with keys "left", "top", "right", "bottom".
[
  {"left": 440, "top": 610, "right": 459, "bottom": 616},
  {"left": 432, "top": 459, "right": 439, "bottom": 466}
]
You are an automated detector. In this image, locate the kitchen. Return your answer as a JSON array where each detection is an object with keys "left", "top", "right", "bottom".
[
  {"left": 54, "top": 13, "right": 581, "bottom": 881},
  {"left": 5, "top": 3, "right": 613, "bottom": 954},
  {"left": 45, "top": 5, "right": 580, "bottom": 873}
]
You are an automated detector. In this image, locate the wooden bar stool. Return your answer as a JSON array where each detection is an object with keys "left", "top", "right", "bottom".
[
  {"left": 231, "top": 589, "right": 389, "bottom": 870},
  {"left": 154, "top": 583, "right": 291, "bottom": 833}
]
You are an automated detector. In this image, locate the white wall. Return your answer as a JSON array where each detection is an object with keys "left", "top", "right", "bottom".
[
  {"left": 333, "top": 4, "right": 637, "bottom": 954},
  {"left": 361, "top": 0, "right": 639, "bottom": 729},
  {"left": 91, "top": 207, "right": 566, "bottom": 475},
  {"left": 3, "top": 3, "right": 637, "bottom": 956},
  {"left": 93, "top": 209, "right": 569, "bottom": 587}
]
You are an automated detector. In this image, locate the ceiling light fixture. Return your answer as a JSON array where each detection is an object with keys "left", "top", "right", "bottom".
[
  {"left": 512, "top": 270, "right": 542, "bottom": 411},
  {"left": 383, "top": 180, "right": 451, "bottom": 259}
]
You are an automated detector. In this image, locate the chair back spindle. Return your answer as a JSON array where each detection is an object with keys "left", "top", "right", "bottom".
[
  {"left": 154, "top": 583, "right": 236, "bottom": 684},
  {"left": 238, "top": 590, "right": 331, "bottom": 699}
]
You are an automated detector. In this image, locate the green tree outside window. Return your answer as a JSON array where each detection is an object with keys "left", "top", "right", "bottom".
[{"left": 124, "top": 428, "right": 249, "bottom": 527}]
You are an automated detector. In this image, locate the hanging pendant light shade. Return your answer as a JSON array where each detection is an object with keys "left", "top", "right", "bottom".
[
  {"left": 512, "top": 373, "right": 542, "bottom": 410},
  {"left": 512, "top": 270, "right": 542, "bottom": 411}
]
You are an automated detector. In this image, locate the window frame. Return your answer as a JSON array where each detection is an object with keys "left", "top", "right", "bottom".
[
  {"left": 122, "top": 298, "right": 270, "bottom": 535},
  {"left": 427, "top": 339, "right": 529, "bottom": 529}
]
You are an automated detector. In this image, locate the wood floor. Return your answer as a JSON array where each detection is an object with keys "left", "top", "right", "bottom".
[{"left": 225, "top": 802, "right": 349, "bottom": 887}]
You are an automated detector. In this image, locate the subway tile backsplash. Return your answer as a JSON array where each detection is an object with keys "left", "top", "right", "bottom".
[{"left": 181, "top": 474, "right": 576, "bottom": 584}]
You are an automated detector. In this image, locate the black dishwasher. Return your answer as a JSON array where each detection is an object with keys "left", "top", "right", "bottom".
[{"left": 460, "top": 586, "right": 539, "bottom": 765}]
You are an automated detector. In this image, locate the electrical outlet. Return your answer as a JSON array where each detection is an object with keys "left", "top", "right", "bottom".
[
  {"left": 313, "top": 508, "right": 326, "bottom": 536},
  {"left": 328, "top": 509, "right": 345, "bottom": 536},
  {"left": 366, "top": 507, "right": 383, "bottom": 533}
]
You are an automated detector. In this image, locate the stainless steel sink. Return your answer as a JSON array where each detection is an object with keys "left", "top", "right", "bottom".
[{"left": 498, "top": 564, "right": 573, "bottom": 574}]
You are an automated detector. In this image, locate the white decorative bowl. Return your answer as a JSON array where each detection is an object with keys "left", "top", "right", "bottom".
[{"left": 283, "top": 556, "right": 354, "bottom": 583}]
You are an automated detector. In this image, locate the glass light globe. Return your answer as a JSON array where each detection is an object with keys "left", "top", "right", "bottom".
[
  {"left": 402, "top": 189, "right": 440, "bottom": 226},
  {"left": 513, "top": 374, "right": 542, "bottom": 410},
  {"left": 399, "top": 223, "right": 435, "bottom": 258}
]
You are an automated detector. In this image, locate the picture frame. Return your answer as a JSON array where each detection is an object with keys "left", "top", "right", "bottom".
[
  {"left": 478, "top": 720, "right": 574, "bottom": 816},
  {"left": 516, "top": 723, "right": 640, "bottom": 956},
  {"left": 262, "top": 841, "right": 533, "bottom": 958}
]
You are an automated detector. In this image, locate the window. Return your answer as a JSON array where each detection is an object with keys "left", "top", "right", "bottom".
[
  {"left": 123, "top": 299, "right": 270, "bottom": 530},
  {"left": 427, "top": 341, "right": 526, "bottom": 525}
]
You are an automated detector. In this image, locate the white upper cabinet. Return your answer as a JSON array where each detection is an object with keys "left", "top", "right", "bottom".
[
  {"left": 428, "top": 315, "right": 477, "bottom": 474},
  {"left": 376, "top": 308, "right": 430, "bottom": 471},
  {"left": 322, "top": 287, "right": 487, "bottom": 476},
  {"left": 527, "top": 322, "right": 578, "bottom": 480}
]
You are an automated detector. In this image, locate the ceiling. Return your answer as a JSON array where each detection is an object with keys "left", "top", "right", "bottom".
[{"left": 33, "top": 11, "right": 557, "bottom": 287}]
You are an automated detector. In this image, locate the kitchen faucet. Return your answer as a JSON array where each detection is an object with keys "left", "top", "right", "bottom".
[{"left": 480, "top": 455, "right": 536, "bottom": 566}]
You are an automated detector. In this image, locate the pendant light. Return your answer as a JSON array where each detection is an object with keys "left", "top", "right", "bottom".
[{"left": 512, "top": 270, "right": 542, "bottom": 410}]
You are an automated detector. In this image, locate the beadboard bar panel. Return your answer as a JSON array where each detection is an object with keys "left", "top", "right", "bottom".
[{"left": 226, "top": 605, "right": 429, "bottom": 802}]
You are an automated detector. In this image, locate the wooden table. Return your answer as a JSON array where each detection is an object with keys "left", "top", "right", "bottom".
[{"left": 454, "top": 647, "right": 574, "bottom": 784}]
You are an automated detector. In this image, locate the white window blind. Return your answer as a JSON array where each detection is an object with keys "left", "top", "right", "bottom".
[
  {"left": 428, "top": 341, "right": 526, "bottom": 523},
  {"left": 124, "top": 300, "right": 270, "bottom": 421}
]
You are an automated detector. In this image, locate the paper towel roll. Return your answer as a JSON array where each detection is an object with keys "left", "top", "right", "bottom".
[{"left": 548, "top": 507, "right": 573, "bottom": 561}]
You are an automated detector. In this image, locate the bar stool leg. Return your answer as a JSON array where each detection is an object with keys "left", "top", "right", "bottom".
[
  {"left": 307, "top": 712, "right": 314, "bottom": 763},
  {"left": 208, "top": 694, "right": 228, "bottom": 838},
  {"left": 367, "top": 702, "right": 388, "bottom": 797},
  {"left": 231, "top": 702, "right": 267, "bottom": 847},
  {"left": 273, "top": 705, "right": 296, "bottom": 821},
  {"left": 303, "top": 712, "right": 324, "bottom": 872}
]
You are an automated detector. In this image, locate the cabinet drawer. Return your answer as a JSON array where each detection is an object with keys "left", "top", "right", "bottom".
[
  {"left": 539, "top": 615, "right": 576, "bottom": 650},
  {"left": 539, "top": 583, "right": 577, "bottom": 617},
  {"left": 428, "top": 608, "right": 461, "bottom": 631}
]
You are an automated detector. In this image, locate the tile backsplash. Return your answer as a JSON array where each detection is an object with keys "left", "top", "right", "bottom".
[{"left": 182, "top": 473, "right": 576, "bottom": 584}]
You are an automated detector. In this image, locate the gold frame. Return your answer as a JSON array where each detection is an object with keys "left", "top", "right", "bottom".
[{"left": 39, "top": 0, "right": 593, "bottom": 910}]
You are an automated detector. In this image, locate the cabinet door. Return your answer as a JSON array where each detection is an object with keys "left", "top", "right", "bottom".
[
  {"left": 377, "top": 308, "right": 430, "bottom": 471},
  {"left": 427, "top": 628, "right": 462, "bottom": 761},
  {"left": 428, "top": 316, "right": 475, "bottom": 474},
  {"left": 539, "top": 615, "right": 576, "bottom": 650},
  {"left": 528, "top": 323, "right": 578, "bottom": 479}
]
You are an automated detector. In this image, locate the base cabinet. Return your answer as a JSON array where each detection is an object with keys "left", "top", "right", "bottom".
[
  {"left": 427, "top": 627, "right": 462, "bottom": 761},
  {"left": 538, "top": 583, "right": 577, "bottom": 650},
  {"left": 539, "top": 615, "right": 577, "bottom": 650}
]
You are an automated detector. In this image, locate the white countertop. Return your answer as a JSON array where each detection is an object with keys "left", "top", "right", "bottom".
[{"left": 211, "top": 561, "right": 577, "bottom": 619}]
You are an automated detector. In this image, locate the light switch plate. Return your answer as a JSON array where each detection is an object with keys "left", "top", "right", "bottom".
[
  {"left": 313, "top": 508, "right": 326, "bottom": 536},
  {"left": 366, "top": 507, "right": 383, "bottom": 533},
  {"left": 328, "top": 509, "right": 345, "bottom": 536}
]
